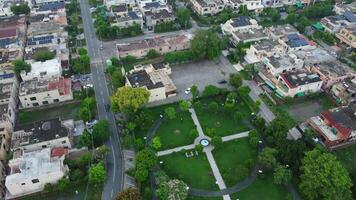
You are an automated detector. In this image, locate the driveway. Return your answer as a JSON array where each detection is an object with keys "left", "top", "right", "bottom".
[{"left": 148, "top": 57, "right": 236, "bottom": 106}]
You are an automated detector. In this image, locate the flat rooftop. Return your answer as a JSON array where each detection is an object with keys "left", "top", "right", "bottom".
[
  {"left": 12, "top": 118, "right": 70, "bottom": 149},
  {"left": 233, "top": 28, "right": 268, "bottom": 41},
  {"left": 268, "top": 24, "right": 298, "bottom": 37},
  {"left": 267, "top": 54, "right": 301, "bottom": 69},
  {"left": 127, "top": 70, "right": 164, "bottom": 89},
  {"left": 253, "top": 39, "right": 281, "bottom": 51},
  {"left": 280, "top": 71, "right": 321, "bottom": 88},
  {"left": 19, "top": 77, "right": 70, "bottom": 95}
]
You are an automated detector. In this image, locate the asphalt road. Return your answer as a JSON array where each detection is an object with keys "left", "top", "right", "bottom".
[{"left": 78, "top": 0, "right": 123, "bottom": 199}]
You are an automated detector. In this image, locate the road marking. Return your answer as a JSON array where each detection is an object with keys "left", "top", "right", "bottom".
[
  {"left": 111, "top": 145, "right": 116, "bottom": 183},
  {"left": 111, "top": 189, "right": 114, "bottom": 198}
]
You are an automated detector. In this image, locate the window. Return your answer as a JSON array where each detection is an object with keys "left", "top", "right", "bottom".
[
  {"left": 42, "top": 101, "right": 48, "bottom": 105},
  {"left": 42, "top": 145, "right": 47, "bottom": 148},
  {"left": 33, "top": 103, "right": 39, "bottom": 107},
  {"left": 30, "top": 97, "right": 37, "bottom": 101},
  {"left": 31, "top": 179, "right": 39, "bottom": 184},
  {"left": 61, "top": 140, "right": 66, "bottom": 144},
  {"left": 53, "top": 99, "right": 59, "bottom": 102},
  {"left": 21, "top": 183, "right": 26, "bottom": 185}
]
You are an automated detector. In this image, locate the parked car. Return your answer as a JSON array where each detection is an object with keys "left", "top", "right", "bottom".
[
  {"left": 184, "top": 87, "right": 191, "bottom": 94},
  {"left": 218, "top": 80, "right": 227, "bottom": 84}
]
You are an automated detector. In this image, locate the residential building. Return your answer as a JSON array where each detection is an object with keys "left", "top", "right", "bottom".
[
  {"left": 280, "top": 0, "right": 295, "bottom": 5},
  {"left": 5, "top": 147, "right": 69, "bottom": 199},
  {"left": 0, "top": 0, "right": 24, "bottom": 17},
  {"left": 267, "top": 24, "right": 299, "bottom": 40},
  {"left": 111, "top": 4, "right": 129, "bottom": 16},
  {"left": 144, "top": 9, "right": 176, "bottom": 31},
  {"left": 19, "top": 77, "right": 73, "bottom": 108},
  {"left": 262, "top": 0, "right": 283, "bottom": 7},
  {"left": 11, "top": 118, "right": 73, "bottom": 152},
  {"left": 230, "top": 28, "right": 269, "bottom": 44},
  {"left": 279, "top": 33, "right": 316, "bottom": 51},
  {"left": 320, "top": 11, "right": 356, "bottom": 33},
  {"left": 32, "top": 2, "right": 66, "bottom": 14},
  {"left": 336, "top": 26, "right": 356, "bottom": 49},
  {"left": 0, "top": 69, "right": 18, "bottom": 131},
  {"left": 32, "top": 0, "right": 64, "bottom": 6},
  {"left": 333, "top": 2, "right": 356, "bottom": 15},
  {"left": 244, "top": 39, "right": 287, "bottom": 64},
  {"left": 309, "top": 62, "right": 356, "bottom": 89},
  {"left": 126, "top": 62, "right": 176, "bottom": 102},
  {"left": 117, "top": 34, "right": 191, "bottom": 58},
  {"left": 242, "top": 0, "right": 264, "bottom": 12},
  {"left": 261, "top": 53, "right": 304, "bottom": 76},
  {"left": 21, "top": 58, "right": 62, "bottom": 81},
  {"left": 189, "top": 0, "right": 224, "bottom": 15},
  {"left": 104, "top": 0, "right": 136, "bottom": 9},
  {"left": 0, "top": 127, "right": 9, "bottom": 161},
  {"left": 0, "top": 161, "right": 5, "bottom": 199},
  {"left": 221, "top": 16, "right": 261, "bottom": 36},
  {"left": 307, "top": 101, "right": 356, "bottom": 149},
  {"left": 330, "top": 78, "right": 356, "bottom": 105},
  {"left": 112, "top": 11, "right": 144, "bottom": 29},
  {"left": 0, "top": 16, "right": 26, "bottom": 69}
]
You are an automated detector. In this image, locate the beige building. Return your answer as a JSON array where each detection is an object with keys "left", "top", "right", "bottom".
[
  {"left": 145, "top": 9, "right": 176, "bottom": 31},
  {"left": 336, "top": 26, "right": 356, "bottom": 49},
  {"left": 11, "top": 118, "right": 73, "bottom": 152},
  {"left": 244, "top": 39, "right": 287, "bottom": 64},
  {"left": 19, "top": 77, "right": 73, "bottom": 109},
  {"left": 330, "top": 78, "right": 356, "bottom": 105},
  {"left": 190, "top": 0, "right": 224, "bottom": 15},
  {"left": 117, "top": 34, "right": 191, "bottom": 58},
  {"left": 126, "top": 63, "right": 176, "bottom": 102}
]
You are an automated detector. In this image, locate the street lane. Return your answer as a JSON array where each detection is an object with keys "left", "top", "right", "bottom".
[{"left": 78, "top": 0, "right": 124, "bottom": 199}]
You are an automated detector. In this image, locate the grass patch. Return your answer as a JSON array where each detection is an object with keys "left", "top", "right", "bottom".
[
  {"left": 333, "top": 145, "right": 356, "bottom": 174},
  {"left": 213, "top": 138, "right": 257, "bottom": 187},
  {"left": 155, "top": 111, "right": 196, "bottom": 150},
  {"left": 18, "top": 102, "right": 81, "bottom": 124},
  {"left": 160, "top": 152, "right": 218, "bottom": 190},
  {"left": 195, "top": 96, "right": 250, "bottom": 137},
  {"left": 230, "top": 174, "right": 289, "bottom": 200},
  {"left": 187, "top": 196, "right": 222, "bottom": 200}
]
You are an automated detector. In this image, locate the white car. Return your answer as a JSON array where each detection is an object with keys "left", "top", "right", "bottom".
[
  {"left": 184, "top": 87, "right": 191, "bottom": 94},
  {"left": 86, "top": 120, "right": 98, "bottom": 129}
]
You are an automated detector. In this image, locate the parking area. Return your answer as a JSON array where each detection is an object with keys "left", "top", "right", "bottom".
[{"left": 148, "top": 57, "right": 237, "bottom": 106}]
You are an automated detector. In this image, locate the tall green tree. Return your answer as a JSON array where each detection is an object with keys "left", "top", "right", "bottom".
[
  {"left": 164, "top": 107, "right": 176, "bottom": 120},
  {"left": 33, "top": 50, "right": 55, "bottom": 62},
  {"left": 88, "top": 162, "right": 106, "bottom": 185},
  {"left": 259, "top": 147, "right": 278, "bottom": 170},
  {"left": 12, "top": 60, "right": 31, "bottom": 76},
  {"left": 11, "top": 3, "right": 30, "bottom": 15},
  {"left": 273, "top": 165, "right": 292, "bottom": 185},
  {"left": 299, "top": 149, "right": 352, "bottom": 200},
  {"left": 110, "top": 86, "right": 150, "bottom": 115},
  {"left": 229, "top": 73, "right": 243, "bottom": 89},
  {"left": 191, "top": 29, "right": 222, "bottom": 60},
  {"left": 177, "top": 8, "right": 191, "bottom": 28},
  {"left": 179, "top": 100, "right": 190, "bottom": 111},
  {"left": 92, "top": 120, "right": 110, "bottom": 147}
]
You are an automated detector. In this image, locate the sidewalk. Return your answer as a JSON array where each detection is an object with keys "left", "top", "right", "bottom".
[
  {"left": 222, "top": 131, "right": 249, "bottom": 142},
  {"left": 189, "top": 108, "right": 205, "bottom": 137},
  {"left": 156, "top": 144, "right": 196, "bottom": 157}
]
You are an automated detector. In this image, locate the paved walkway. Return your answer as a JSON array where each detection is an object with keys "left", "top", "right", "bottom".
[
  {"left": 156, "top": 144, "right": 196, "bottom": 157},
  {"left": 222, "top": 131, "right": 249, "bottom": 142},
  {"left": 189, "top": 108, "right": 205, "bottom": 137}
]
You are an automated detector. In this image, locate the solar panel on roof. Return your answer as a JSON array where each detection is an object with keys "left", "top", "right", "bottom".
[
  {"left": 343, "top": 11, "right": 356, "bottom": 23},
  {"left": 287, "top": 33, "right": 299, "bottom": 40}
]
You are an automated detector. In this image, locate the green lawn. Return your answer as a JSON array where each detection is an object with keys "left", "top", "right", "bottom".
[
  {"left": 187, "top": 196, "right": 222, "bottom": 200},
  {"left": 195, "top": 97, "right": 250, "bottom": 137},
  {"left": 230, "top": 175, "right": 289, "bottom": 200},
  {"left": 333, "top": 145, "right": 356, "bottom": 174},
  {"left": 18, "top": 102, "right": 81, "bottom": 124},
  {"left": 160, "top": 152, "right": 218, "bottom": 190},
  {"left": 213, "top": 138, "right": 257, "bottom": 187},
  {"left": 155, "top": 111, "right": 196, "bottom": 150}
]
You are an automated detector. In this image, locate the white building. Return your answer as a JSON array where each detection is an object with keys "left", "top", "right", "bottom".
[
  {"left": 320, "top": 11, "right": 356, "bottom": 34},
  {"left": 244, "top": 39, "right": 287, "bottom": 64},
  {"left": 104, "top": 0, "right": 136, "bottom": 9},
  {"left": 5, "top": 147, "right": 68, "bottom": 199},
  {"left": 189, "top": 0, "right": 225, "bottom": 15},
  {"left": 262, "top": 54, "right": 304, "bottom": 76},
  {"left": 267, "top": 24, "right": 299, "bottom": 40},
  {"left": 242, "top": 0, "right": 264, "bottom": 12},
  {"left": 126, "top": 63, "right": 176, "bottom": 102},
  {"left": 11, "top": 118, "right": 73, "bottom": 152},
  {"left": 19, "top": 77, "right": 73, "bottom": 108},
  {"left": 221, "top": 16, "right": 261, "bottom": 36},
  {"left": 21, "top": 58, "right": 62, "bottom": 81}
]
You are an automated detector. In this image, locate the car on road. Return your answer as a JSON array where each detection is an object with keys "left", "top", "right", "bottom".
[
  {"left": 184, "top": 87, "right": 191, "bottom": 94},
  {"left": 218, "top": 80, "right": 227, "bottom": 84}
]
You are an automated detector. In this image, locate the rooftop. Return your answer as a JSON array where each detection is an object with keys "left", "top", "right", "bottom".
[
  {"left": 6, "top": 148, "right": 65, "bottom": 185},
  {"left": 286, "top": 33, "right": 311, "bottom": 48},
  {"left": 320, "top": 101, "right": 356, "bottom": 139},
  {"left": 233, "top": 28, "right": 268, "bottom": 42},
  {"left": 22, "top": 58, "right": 61, "bottom": 79},
  {"left": 127, "top": 70, "right": 164, "bottom": 89},
  {"left": 112, "top": 4, "right": 127, "bottom": 13},
  {"left": 37, "top": 2, "right": 65, "bottom": 12},
  {"left": 293, "top": 47, "right": 337, "bottom": 65},
  {"left": 12, "top": 118, "right": 70, "bottom": 149},
  {"left": 253, "top": 39, "right": 281, "bottom": 51},
  {"left": 280, "top": 71, "right": 321, "bottom": 88},
  {"left": 268, "top": 24, "right": 298, "bottom": 37},
  {"left": 312, "top": 61, "right": 355, "bottom": 78},
  {"left": 266, "top": 54, "right": 302, "bottom": 69},
  {"left": 230, "top": 16, "right": 252, "bottom": 27},
  {"left": 145, "top": 9, "right": 175, "bottom": 20},
  {"left": 19, "top": 77, "right": 71, "bottom": 95},
  {"left": 0, "top": 27, "right": 17, "bottom": 39}
]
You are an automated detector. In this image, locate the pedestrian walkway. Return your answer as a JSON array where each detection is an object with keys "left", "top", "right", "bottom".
[
  {"left": 156, "top": 144, "right": 196, "bottom": 157},
  {"left": 189, "top": 108, "right": 205, "bottom": 137},
  {"left": 222, "top": 131, "right": 249, "bottom": 142}
]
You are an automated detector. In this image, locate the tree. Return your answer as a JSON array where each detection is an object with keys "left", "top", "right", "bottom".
[
  {"left": 79, "top": 107, "right": 92, "bottom": 122},
  {"left": 92, "top": 120, "right": 110, "bottom": 147},
  {"left": 191, "top": 85, "right": 198, "bottom": 100},
  {"left": 259, "top": 147, "right": 278, "bottom": 170},
  {"left": 95, "top": 145, "right": 111, "bottom": 160},
  {"left": 11, "top": 3, "right": 30, "bottom": 15},
  {"left": 299, "top": 149, "right": 352, "bottom": 200},
  {"left": 202, "top": 85, "right": 223, "bottom": 97},
  {"left": 79, "top": 129, "right": 92, "bottom": 148},
  {"left": 116, "top": 188, "right": 141, "bottom": 200},
  {"left": 229, "top": 73, "right": 243, "bottom": 89},
  {"left": 238, "top": 86, "right": 251, "bottom": 97},
  {"left": 154, "top": 171, "right": 170, "bottom": 185},
  {"left": 191, "top": 29, "right": 222, "bottom": 60},
  {"left": 177, "top": 8, "right": 191, "bottom": 28},
  {"left": 12, "top": 60, "right": 31, "bottom": 76},
  {"left": 152, "top": 137, "right": 162, "bottom": 150},
  {"left": 286, "top": 13, "right": 297, "bottom": 24},
  {"left": 179, "top": 100, "right": 190, "bottom": 111},
  {"left": 78, "top": 152, "right": 92, "bottom": 167},
  {"left": 146, "top": 49, "right": 160, "bottom": 59},
  {"left": 77, "top": 47, "right": 88, "bottom": 56},
  {"left": 238, "top": 5, "right": 248, "bottom": 16},
  {"left": 135, "top": 148, "right": 157, "bottom": 182},
  {"left": 135, "top": 166, "right": 149, "bottom": 182},
  {"left": 156, "top": 179, "right": 188, "bottom": 200},
  {"left": 57, "top": 178, "right": 71, "bottom": 191},
  {"left": 248, "top": 130, "right": 259, "bottom": 148},
  {"left": 211, "top": 136, "right": 222, "bottom": 148},
  {"left": 208, "top": 101, "right": 218, "bottom": 113},
  {"left": 164, "top": 107, "right": 176, "bottom": 120},
  {"left": 88, "top": 162, "right": 106, "bottom": 185},
  {"left": 111, "top": 86, "right": 150, "bottom": 115},
  {"left": 33, "top": 50, "right": 55, "bottom": 62},
  {"left": 273, "top": 165, "right": 292, "bottom": 185},
  {"left": 111, "top": 70, "right": 125, "bottom": 90}
]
